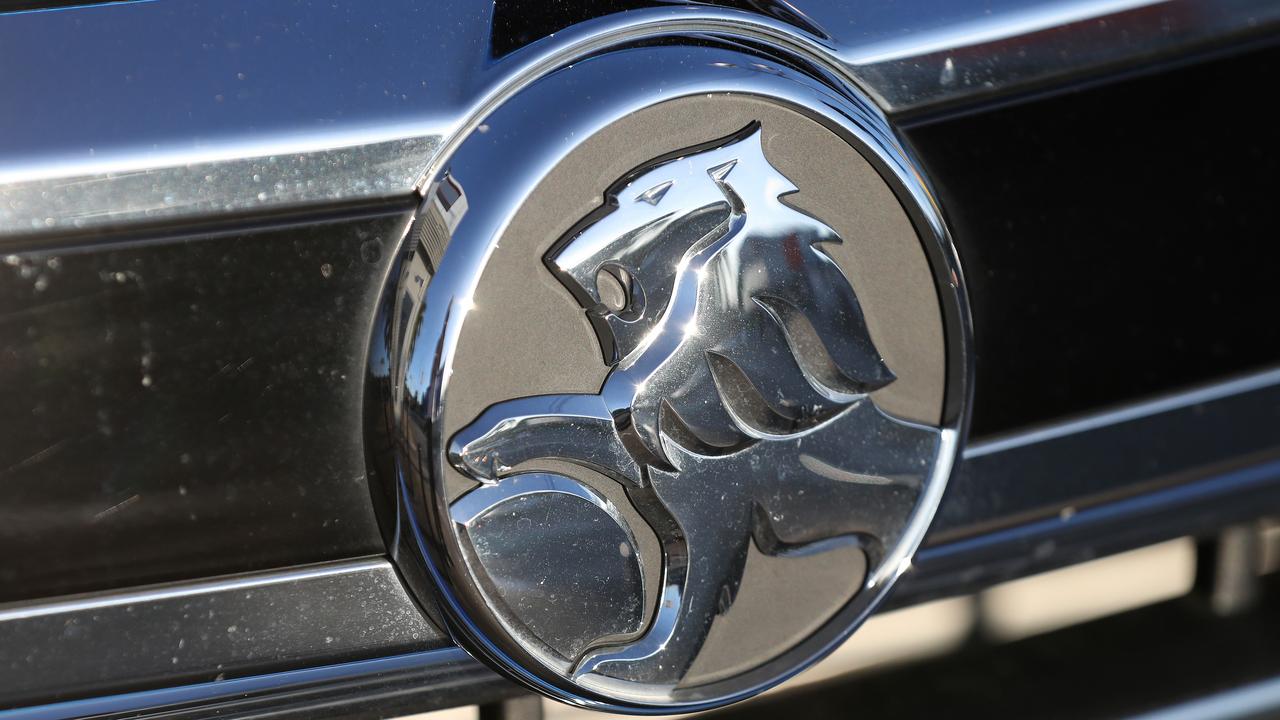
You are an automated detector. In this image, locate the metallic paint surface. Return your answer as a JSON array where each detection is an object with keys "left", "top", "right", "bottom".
[{"left": 2, "top": 0, "right": 1274, "bottom": 237}]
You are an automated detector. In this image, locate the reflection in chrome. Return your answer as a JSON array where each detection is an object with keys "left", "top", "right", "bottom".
[
  {"left": 452, "top": 473, "right": 649, "bottom": 662},
  {"left": 842, "top": 0, "right": 1163, "bottom": 65},
  {"left": 452, "top": 470, "right": 625, "bottom": 525},
  {"left": 449, "top": 126, "right": 939, "bottom": 687},
  {"left": 0, "top": 134, "right": 439, "bottom": 238}
]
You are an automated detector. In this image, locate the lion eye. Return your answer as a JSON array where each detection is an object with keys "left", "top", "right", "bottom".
[
  {"left": 595, "top": 265, "right": 644, "bottom": 320},
  {"left": 596, "top": 266, "right": 630, "bottom": 313},
  {"left": 635, "top": 180, "right": 673, "bottom": 206}
]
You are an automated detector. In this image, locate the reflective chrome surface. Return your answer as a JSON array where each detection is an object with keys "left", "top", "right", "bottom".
[
  {"left": 2, "top": 0, "right": 1275, "bottom": 238},
  {"left": 447, "top": 126, "right": 941, "bottom": 694},
  {"left": 371, "top": 32, "right": 970, "bottom": 712},
  {"left": 451, "top": 473, "right": 649, "bottom": 666},
  {"left": 0, "top": 135, "right": 438, "bottom": 236}
]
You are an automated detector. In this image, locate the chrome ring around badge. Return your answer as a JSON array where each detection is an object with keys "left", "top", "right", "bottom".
[{"left": 367, "top": 35, "right": 971, "bottom": 714}]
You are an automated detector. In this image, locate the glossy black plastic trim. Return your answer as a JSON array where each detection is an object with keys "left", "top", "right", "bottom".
[
  {"left": 902, "top": 42, "right": 1280, "bottom": 437},
  {"left": 0, "top": 207, "right": 413, "bottom": 600}
]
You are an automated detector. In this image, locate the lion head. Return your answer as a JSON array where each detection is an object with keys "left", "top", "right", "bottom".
[{"left": 548, "top": 124, "right": 896, "bottom": 467}]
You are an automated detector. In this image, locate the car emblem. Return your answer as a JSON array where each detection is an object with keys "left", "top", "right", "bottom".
[{"left": 369, "top": 40, "right": 970, "bottom": 714}]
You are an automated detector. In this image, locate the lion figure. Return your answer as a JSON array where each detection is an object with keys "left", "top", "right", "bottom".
[{"left": 448, "top": 124, "right": 939, "bottom": 686}]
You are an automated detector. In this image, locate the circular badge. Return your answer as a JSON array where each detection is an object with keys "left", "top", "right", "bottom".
[{"left": 369, "top": 34, "right": 969, "bottom": 713}]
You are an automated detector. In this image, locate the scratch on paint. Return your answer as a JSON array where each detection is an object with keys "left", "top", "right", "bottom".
[
  {"left": 0, "top": 437, "right": 71, "bottom": 478},
  {"left": 93, "top": 494, "right": 141, "bottom": 522}
]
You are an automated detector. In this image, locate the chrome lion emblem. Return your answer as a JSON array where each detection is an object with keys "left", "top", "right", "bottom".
[
  {"left": 375, "top": 59, "right": 967, "bottom": 711},
  {"left": 447, "top": 125, "right": 939, "bottom": 685}
]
